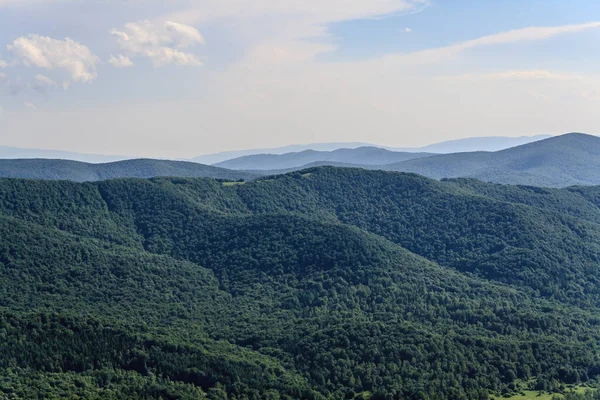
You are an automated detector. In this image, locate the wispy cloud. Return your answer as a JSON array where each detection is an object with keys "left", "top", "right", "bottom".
[
  {"left": 386, "top": 22, "right": 600, "bottom": 64},
  {"left": 24, "top": 101, "right": 37, "bottom": 110}
]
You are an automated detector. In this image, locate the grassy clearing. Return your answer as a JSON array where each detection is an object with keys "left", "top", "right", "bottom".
[
  {"left": 222, "top": 181, "right": 246, "bottom": 186},
  {"left": 491, "top": 386, "right": 595, "bottom": 400},
  {"left": 492, "top": 391, "right": 555, "bottom": 400}
]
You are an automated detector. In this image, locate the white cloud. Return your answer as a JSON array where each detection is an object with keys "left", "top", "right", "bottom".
[
  {"left": 0, "top": 72, "right": 6, "bottom": 81},
  {"left": 108, "top": 54, "right": 134, "bottom": 68},
  {"left": 458, "top": 22, "right": 600, "bottom": 49},
  {"left": 24, "top": 101, "right": 37, "bottom": 110},
  {"left": 8, "top": 35, "right": 99, "bottom": 84},
  {"left": 0, "top": 60, "right": 6, "bottom": 68},
  {"left": 405, "top": 27, "right": 412, "bottom": 33},
  {"left": 110, "top": 20, "right": 205, "bottom": 67}
]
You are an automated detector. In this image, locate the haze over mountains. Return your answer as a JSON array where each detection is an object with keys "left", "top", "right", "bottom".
[
  {"left": 0, "top": 133, "right": 598, "bottom": 187},
  {"left": 227, "top": 133, "right": 600, "bottom": 188},
  {"left": 195, "top": 134, "right": 550, "bottom": 164},
  {"left": 0, "top": 135, "right": 550, "bottom": 165}
]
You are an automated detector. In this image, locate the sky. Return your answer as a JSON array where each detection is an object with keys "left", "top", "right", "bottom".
[{"left": 0, "top": 0, "right": 599, "bottom": 158}]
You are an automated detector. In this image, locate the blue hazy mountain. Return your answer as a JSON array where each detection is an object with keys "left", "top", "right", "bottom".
[
  {"left": 192, "top": 142, "right": 373, "bottom": 164},
  {"left": 214, "top": 147, "right": 433, "bottom": 170},
  {"left": 406, "top": 134, "right": 552, "bottom": 153},
  {"left": 387, "top": 133, "right": 600, "bottom": 187},
  {"left": 197, "top": 135, "right": 550, "bottom": 165},
  {"left": 1, "top": 135, "right": 549, "bottom": 165}
]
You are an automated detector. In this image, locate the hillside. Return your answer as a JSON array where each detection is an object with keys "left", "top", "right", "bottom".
[
  {"left": 0, "top": 158, "right": 255, "bottom": 182},
  {"left": 3, "top": 169, "right": 600, "bottom": 398},
  {"left": 214, "top": 147, "right": 433, "bottom": 170},
  {"left": 387, "top": 133, "right": 600, "bottom": 187}
]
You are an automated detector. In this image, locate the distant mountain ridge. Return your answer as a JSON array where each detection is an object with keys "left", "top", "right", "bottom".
[
  {"left": 0, "top": 158, "right": 255, "bottom": 182},
  {"left": 192, "top": 142, "right": 373, "bottom": 164},
  {"left": 411, "top": 134, "right": 552, "bottom": 153},
  {"left": 211, "top": 135, "right": 552, "bottom": 170},
  {"left": 1, "top": 135, "right": 550, "bottom": 165},
  {"left": 195, "top": 135, "right": 551, "bottom": 164},
  {"left": 387, "top": 133, "right": 600, "bottom": 187},
  {"left": 1, "top": 133, "right": 595, "bottom": 187},
  {"left": 214, "top": 147, "right": 433, "bottom": 170}
]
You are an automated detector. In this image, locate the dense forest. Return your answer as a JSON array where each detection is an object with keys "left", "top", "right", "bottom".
[{"left": 2, "top": 167, "right": 600, "bottom": 399}]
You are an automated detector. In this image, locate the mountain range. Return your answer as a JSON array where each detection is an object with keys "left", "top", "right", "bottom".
[
  {"left": 2, "top": 168, "right": 600, "bottom": 398},
  {"left": 235, "top": 133, "right": 598, "bottom": 188},
  {"left": 196, "top": 134, "right": 550, "bottom": 164},
  {"left": 0, "top": 133, "right": 597, "bottom": 188},
  {"left": 0, "top": 135, "right": 550, "bottom": 165}
]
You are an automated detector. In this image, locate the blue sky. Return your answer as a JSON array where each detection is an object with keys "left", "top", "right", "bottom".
[{"left": 0, "top": 0, "right": 599, "bottom": 157}]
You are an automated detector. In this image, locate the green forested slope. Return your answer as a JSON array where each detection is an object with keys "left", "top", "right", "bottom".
[
  {"left": 198, "top": 168, "right": 600, "bottom": 305},
  {"left": 0, "top": 158, "right": 255, "bottom": 182},
  {"left": 2, "top": 169, "right": 600, "bottom": 399}
]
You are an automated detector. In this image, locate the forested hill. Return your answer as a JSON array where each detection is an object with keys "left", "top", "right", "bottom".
[
  {"left": 3, "top": 168, "right": 600, "bottom": 398},
  {"left": 0, "top": 158, "right": 256, "bottom": 181}
]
